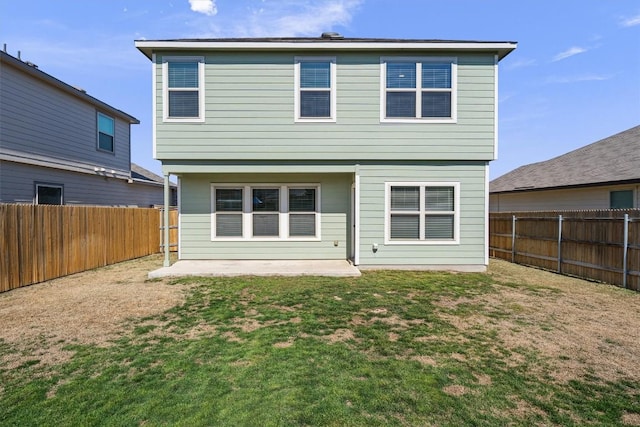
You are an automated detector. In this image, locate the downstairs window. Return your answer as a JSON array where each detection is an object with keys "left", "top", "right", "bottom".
[
  {"left": 385, "top": 182, "right": 459, "bottom": 244},
  {"left": 212, "top": 184, "right": 320, "bottom": 240}
]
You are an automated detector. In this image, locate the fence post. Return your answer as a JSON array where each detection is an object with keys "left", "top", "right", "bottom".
[
  {"left": 557, "top": 214, "right": 563, "bottom": 273},
  {"left": 511, "top": 215, "right": 516, "bottom": 263},
  {"left": 623, "top": 214, "right": 629, "bottom": 289}
]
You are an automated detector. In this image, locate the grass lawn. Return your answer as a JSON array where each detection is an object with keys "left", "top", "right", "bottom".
[{"left": 1, "top": 260, "right": 639, "bottom": 426}]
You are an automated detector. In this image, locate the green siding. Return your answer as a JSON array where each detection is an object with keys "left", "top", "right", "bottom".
[
  {"left": 179, "top": 173, "right": 352, "bottom": 260},
  {"left": 357, "top": 162, "right": 487, "bottom": 266},
  {"left": 154, "top": 52, "right": 497, "bottom": 161}
]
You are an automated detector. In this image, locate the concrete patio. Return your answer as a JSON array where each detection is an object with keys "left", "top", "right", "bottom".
[{"left": 148, "top": 260, "right": 362, "bottom": 279}]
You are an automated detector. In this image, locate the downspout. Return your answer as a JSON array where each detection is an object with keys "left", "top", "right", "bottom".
[
  {"left": 354, "top": 164, "right": 361, "bottom": 266},
  {"left": 163, "top": 173, "right": 170, "bottom": 267}
]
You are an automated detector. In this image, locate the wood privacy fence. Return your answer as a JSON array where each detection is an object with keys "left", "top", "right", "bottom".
[
  {"left": 160, "top": 207, "right": 179, "bottom": 253},
  {"left": 489, "top": 210, "right": 640, "bottom": 291},
  {"left": 0, "top": 204, "right": 163, "bottom": 293}
]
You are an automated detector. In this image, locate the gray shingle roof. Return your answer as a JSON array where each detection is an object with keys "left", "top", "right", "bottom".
[
  {"left": 130, "top": 163, "right": 164, "bottom": 185},
  {"left": 490, "top": 125, "right": 640, "bottom": 193}
]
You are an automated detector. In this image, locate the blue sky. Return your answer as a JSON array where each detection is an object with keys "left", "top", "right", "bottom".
[{"left": 1, "top": 0, "right": 638, "bottom": 179}]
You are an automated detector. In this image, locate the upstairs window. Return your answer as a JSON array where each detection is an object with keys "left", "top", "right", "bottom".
[
  {"left": 295, "top": 57, "right": 336, "bottom": 122},
  {"left": 163, "top": 57, "right": 204, "bottom": 122},
  {"left": 385, "top": 182, "right": 459, "bottom": 244},
  {"left": 97, "top": 112, "right": 115, "bottom": 153},
  {"left": 381, "top": 57, "right": 456, "bottom": 122}
]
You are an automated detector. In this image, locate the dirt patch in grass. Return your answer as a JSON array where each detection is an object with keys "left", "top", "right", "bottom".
[
  {"left": 622, "top": 412, "right": 640, "bottom": 426},
  {"left": 482, "top": 259, "right": 640, "bottom": 383},
  {"left": 0, "top": 255, "right": 185, "bottom": 368},
  {"left": 442, "top": 384, "right": 469, "bottom": 396}
]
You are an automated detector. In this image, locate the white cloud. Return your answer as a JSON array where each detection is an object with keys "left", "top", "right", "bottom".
[
  {"left": 545, "top": 74, "right": 612, "bottom": 84},
  {"left": 505, "top": 58, "right": 536, "bottom": 70},
  {"left": 621, "top": 14, "right": 640, "bottom": 27},
  {"left": 187, "top": 0, "right": 362, "bottom": 38},
  {"left": 189, "top": 0, "right": 217, "bottom": 16},
  {"left": 552, "top": 46, "right": 587, "bottom": 62}
]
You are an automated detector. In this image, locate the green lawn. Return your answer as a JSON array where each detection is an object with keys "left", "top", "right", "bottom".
[{"left": 1, "top": 269, "right": 638, "bottom": 426}]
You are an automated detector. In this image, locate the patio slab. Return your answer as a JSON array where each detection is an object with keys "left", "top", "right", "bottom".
[{"left": 149, "top": 260, "right": 361, "bottom": 279}]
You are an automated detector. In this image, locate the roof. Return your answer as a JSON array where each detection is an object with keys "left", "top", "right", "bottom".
[
  {"left": 135, "top": 36, "right": 517, "bottom": 60},
  {"left": 490, "top": 125, "right": 640, "bottom": 194},
  {"left": 0, "top": 50, "right": 139, "bottom": 124},
  {"left": 131, "top": 163, "right": 165, "bottom": 184}
]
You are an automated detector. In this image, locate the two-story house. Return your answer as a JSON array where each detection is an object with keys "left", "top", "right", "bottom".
[
  {"left": 136, "top": 35, "right": 516, "bottom": 270},
  {"left": 0, "top": 49, "right": 172, "bottom": 206}
]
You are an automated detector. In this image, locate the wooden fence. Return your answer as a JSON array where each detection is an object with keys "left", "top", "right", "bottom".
[
  {"left": 160, "top": 207, "right": 179, "bottom": 253},
  {"left": 1, "top": 204, "right": 162, "bottom": 293},
  {"left": 489, "top": 210, "right": 640, "bottom": 291}
]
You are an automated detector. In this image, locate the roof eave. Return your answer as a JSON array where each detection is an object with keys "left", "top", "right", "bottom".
[
  {"left": 134, "top": 40, "right": 517, "bottom": 61},
  {"left": 490, "top": 178, "right": 640, "bottom": 195}
]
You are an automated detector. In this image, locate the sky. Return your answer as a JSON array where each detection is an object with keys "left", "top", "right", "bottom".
[{"left": 1, "top": 0, "right": 638, "bottom": 179}]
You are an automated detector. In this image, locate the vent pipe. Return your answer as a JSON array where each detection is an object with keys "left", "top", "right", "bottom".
[{"left": 321, "top": 32, "right": 344, "bottom": 40}]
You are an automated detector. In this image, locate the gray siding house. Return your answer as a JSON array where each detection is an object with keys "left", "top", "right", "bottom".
[
  {"left": 136, "top": 35, "right": 516, "bottom": 270},
  {"left": 0, "top": 50, "right": 169, "bottom": 206},
  {"left": 490, "top": 125, "right": 640, "bottom": 212}
]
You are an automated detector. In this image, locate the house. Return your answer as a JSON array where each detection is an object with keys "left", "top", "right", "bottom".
[
  {"left": 135, "top": 35, "right": 516, "bottom": 270},
  {"left": 490, "top": 125, "right": 640, "bottom": 212},
  {"left": 0, "top": 49, "right": 171, "bottom": 207}
]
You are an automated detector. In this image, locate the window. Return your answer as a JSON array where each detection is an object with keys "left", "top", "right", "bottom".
[
  {"left": 35, "top": 183, "right": 63, "bottom": 205},
  {"left": 381, "top": 57, "right": 456, "bottom": 122},
  {"left": 289, "top": 188, "right": 317, "bottom": 236},
  {"left": 295, "top": 57, "right": 336, "bottom": 122},
  {"left": 212, "top": 184, "right": 320, "bottom": 240},
  {"left": 97, "top": 112, "right": 114, "bottom": 152},
  {"left": 163, "top": 57, "right": 204, "bottom": 122},
  {"left": 385, "top": 182, "right": 459, "bottom": 244},
  {"left": 215, "top": 188, "right": 243, "bottom": 237},
  {"left": 610, "top": 190, "right": 633, "bottom": 209}
]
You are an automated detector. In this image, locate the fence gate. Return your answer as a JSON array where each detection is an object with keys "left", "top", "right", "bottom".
[{"left": 159, "top": 207, "right": 179, "bottom": 253}]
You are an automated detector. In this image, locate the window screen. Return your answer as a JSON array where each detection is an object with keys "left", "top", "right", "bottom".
[
  {"left": 610, "top": 190, "right": 633, "bottom": 209},
  {"left": 384, "top": 60, "right": 454, "bottom": 120},
  {"left": 167, "top": 61, "right": 200, "bottom": 118},
  {"left": 298, "top": 60, "right": 333, "bottom": 119},
  {"left": 36, "top": 184, "right": 63, "bottom": 205},
  {"left": 97, "top": 113, "right": 114, "bottom": 152}
]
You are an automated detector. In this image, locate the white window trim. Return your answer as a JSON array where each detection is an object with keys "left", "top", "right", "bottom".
[
  {"left": 96, "top": 112, "right": 115, "bottom": 153},
  {"left": 162, "top": 56, "right": 205, "bottom": 123},
  {"left": 294, "top": 56, "right": 337, "bottom": 123},
  {"left": 211, "top": 183, "right": 321, "bottom": 241},
  {"left": 384, "top": 182, "right": 460, "bottom": 245},
  {"left": 380, "top": 56, "right": 457, "bottom": 124},
  {"left": 35, "top": 183, "right": 64, "bottom": 205}
]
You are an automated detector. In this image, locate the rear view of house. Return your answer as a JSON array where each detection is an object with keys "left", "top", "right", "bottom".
[{"left": 136, "top": 35, "right": 516, "bottom": 270}]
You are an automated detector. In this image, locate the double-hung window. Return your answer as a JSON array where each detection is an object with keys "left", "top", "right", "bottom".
[
  {"left": 212, "top": 184, "right": 320, "bottom": 240},
  {"left": 295, "top": 57, "right": 336, "bottom": 122},
  {"left": 381, "top": 57, "right": 456, "bottom": 122},
  {"left": 385, "top": 182, "right": 459, "bottom": 244},
  {"left": 97, "top": 112, "right": 115, "bottom": 153},
  {"left": 163, "top": 56, "right": 205, "bottom": 122}
]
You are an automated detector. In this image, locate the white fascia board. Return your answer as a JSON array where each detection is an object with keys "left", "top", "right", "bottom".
[{"left": 135, "top": 41, "right": 517, "bottom": 60}]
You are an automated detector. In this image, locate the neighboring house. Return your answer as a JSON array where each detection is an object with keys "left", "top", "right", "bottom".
[
  {"left": 135, "top": 35, "right": 516, "bottom": 270},
  {"left": 490, "top": 125, "right": 640, "bottom": 212},
  {"left": 0, "top": 49, "right": 171, "bottom": 207}
]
